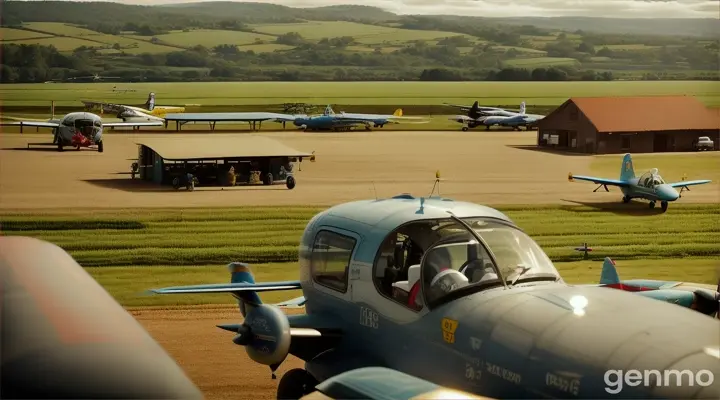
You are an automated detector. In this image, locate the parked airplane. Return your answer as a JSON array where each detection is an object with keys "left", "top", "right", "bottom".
[
  {"left": 81, "top": 92, "right": 185, "bottom": 122},
  {"left": 152, "top": 194, "right": 720, "bottom": 399},
  {"left": 0, "top": 236, "right": 203, "bottom": 398},
  {"left": 595, "top": 257, "right": 719, "bottom": 318},
  {"left": 449, "top": 101, "right": 543, "bottom": 131},
  {"left": 445, "top": 101, "right": 519, "bottom": 117},
  {"left": 568, "top": 153, "right": 712, "bottom": 211},
  {"left": 0, "top": 112, "right": 163, "bottom": 152},
  {"left": 293, "top": 105, "right": 428, "bottom": 131}
]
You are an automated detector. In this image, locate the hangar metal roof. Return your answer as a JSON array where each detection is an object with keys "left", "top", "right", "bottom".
[
  {"left": 550, "top": 96, "right": 719, "bottom": 133},
  {"left": 135, "top": 136, "right": 313, "bottom": 161}
]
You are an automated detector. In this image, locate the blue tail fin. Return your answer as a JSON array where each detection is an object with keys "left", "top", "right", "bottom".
[
  {"left": 229, "top": 262, "right": 262, "bottom": 316},
  {"left": 620, "top": 153, "right": 635, "bottom": 182},
  {"left": 600, "top": 257, "right": 620, "bottom": 285}
]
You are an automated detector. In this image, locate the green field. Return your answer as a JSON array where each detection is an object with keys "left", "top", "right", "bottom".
[
  {"left": 2, "top": 205, "right": 718, "bottom": 306},
  {"left": 504, "top": 57, "right": 580, "bottom": 68},
  {"left": 2, "top": 81, "right": 719, "bottom": 108},
  {"left": 129, "top": 29, "right": 277, "bottom": 48}
]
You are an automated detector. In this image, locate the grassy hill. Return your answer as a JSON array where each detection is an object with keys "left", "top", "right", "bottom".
[{"left": 1, "top": 1, "right": 718, "bottom": 83}]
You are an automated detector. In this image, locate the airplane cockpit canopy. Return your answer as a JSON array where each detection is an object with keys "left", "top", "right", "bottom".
[
  {"left": 420, "top": 217, "right": 561, "bottom": 308},
  {"left": 639, "top": 169, "right": 665, "bottom": 187}
]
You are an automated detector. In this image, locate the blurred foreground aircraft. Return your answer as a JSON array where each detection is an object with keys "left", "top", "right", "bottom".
[
  {"left": 0, "top": 237, "right": 202, "bottom": 398},
  {"left": 569, "top": 153, "right": 712, "bottom": 211},
  {"left": 152, "top": 194, "right": 720, "bottom": 399}
]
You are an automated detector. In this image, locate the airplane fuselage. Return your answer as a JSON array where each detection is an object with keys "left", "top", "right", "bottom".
[
  {"left": 294, "top": 115, "right": 388, "bottom": 130},
  {"left": 620, "top": 178, "right": 680, "bottom": 202},
  {"left": 299, "top": 280, "right": 720, "bottom": 399},
  {"left": 54, "top": 112, "right": 104, "bottom": 148}
]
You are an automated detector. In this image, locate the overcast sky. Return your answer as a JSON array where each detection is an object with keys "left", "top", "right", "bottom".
[{"left": 37, "top": 1, "right": 720, "bottom": 18}]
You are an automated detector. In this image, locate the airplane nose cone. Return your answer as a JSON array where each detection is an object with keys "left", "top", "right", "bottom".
[{"left": 657, "top": 185, "right": 679, "bottom": 201}]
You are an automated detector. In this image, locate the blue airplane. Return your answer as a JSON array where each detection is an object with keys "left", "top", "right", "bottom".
[
  {"left": 152, "top": 194, "right": 720, "bottom": 399},
  {"left": 0, "top": 111, "right": 163, "bottom": 152},
  {"left": 569, "top": 153, "right": 712, "bottom": 212},
  {"left": 449, "top": 101, "right": 545, "bottom": 131},
  {"left": 593, "top": 257, "right": 719, "bottom": 318},
  {"left": 293, "top": 105, "right": 428, "bottom": 131}
]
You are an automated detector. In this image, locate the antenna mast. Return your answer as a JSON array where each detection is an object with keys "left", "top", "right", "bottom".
[{"left": 429, "top": 170, "right": 441, "bottom": 197}]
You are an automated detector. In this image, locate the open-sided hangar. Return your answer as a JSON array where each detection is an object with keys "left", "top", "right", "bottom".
[
  {"left": 131, "top": 136, "right": 314, "bottom": 189},
  {"left": 536, "top": 96, "right": 719, "bottom": 154}
]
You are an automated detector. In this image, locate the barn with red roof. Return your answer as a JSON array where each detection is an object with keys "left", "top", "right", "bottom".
[{"left": 536, "top": 95, "right": 719, "bottom": 154}]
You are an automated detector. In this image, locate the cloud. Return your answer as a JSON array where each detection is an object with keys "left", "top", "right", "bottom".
[{"left": 46, "top": 0, "right": 720, "bottom": 18}]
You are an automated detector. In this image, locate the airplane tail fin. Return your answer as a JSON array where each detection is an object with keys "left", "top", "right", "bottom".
[
  {"left": 620, "top": 153, "right": 635, "bottom": 181},
  {"left": 600, "top": 257, "right": 620, "bottom": 285},
  {"left": 393, "top": 108, "right": 403, "bottom": 117},
  {"left": 469, "top": 101, "right": 480, "bottom": 118},
  {"left": 144, "top": 92, "right": 156, "bottom": 111},
  {"left": 519, "top": 101, "right": 526, "bottom": 115}
]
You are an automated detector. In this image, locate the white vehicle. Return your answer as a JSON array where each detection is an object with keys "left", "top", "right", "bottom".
[{"left": 693, "top": 136, "right": 715, "bottom": 151}]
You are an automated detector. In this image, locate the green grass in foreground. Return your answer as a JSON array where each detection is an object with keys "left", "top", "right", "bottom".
[
  {"left": 89, "top": 258, "right": 719, "bottom": 307},
  {"left": 2, "top": 204, "right": 719, "bottom": 268},
  {"left": 1, "top": 81, "right": 719, "bottom": 107}
]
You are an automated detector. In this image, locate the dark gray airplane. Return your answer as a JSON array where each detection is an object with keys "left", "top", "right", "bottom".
[
  {"left": 153, "top": 195, "right": 720, "bottom": 399},
  {"left": 0, "top": 236, "right": 202, "bottom": 399}
]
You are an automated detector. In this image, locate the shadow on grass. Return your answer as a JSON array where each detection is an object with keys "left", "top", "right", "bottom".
[
  {"left": 560, "top": 199, "right": 666, "bottom": 216},
  {"left": 507, "top": 145, "right": 590, "bottom": 157},
  {"left": 83, "top": 178, "right": 290, "bottom": 193}
]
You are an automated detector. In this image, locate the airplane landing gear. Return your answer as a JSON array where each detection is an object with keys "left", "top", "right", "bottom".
[
  {"left": 276, "top": 368, "right": 317, "bottom": 400},
  {"left": 462, "top": 126, "right": 469, "bottom": 132},
  {"left": 661, "top": 201, "right": 668, "bottom": 212},
  {"left": 622, "top": 196, "right": 630, "bottom": 203},
  {"left": 97, "top": 141, "right": 104, "bottom": 153},
  {"left": 649, "top": 201, "right": 656, "bottom": 209}
]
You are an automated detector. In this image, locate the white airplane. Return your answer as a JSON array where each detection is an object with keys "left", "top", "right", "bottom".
[
  {"left": 81, "top": 92, "right": 185, "bottom": 123},
  {"left": 449, "top": 101, "right": 546, "bottom": 131},
  {"left": 0, "top": 112, "right": 163, "bottom": 152}
]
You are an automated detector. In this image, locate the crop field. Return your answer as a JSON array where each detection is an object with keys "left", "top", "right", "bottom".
[
  {"left": 1, "top": 204, "right": 718, "bottom": 307},
  {"left": 129, "top": 29, "right": 277, "bottom": 48},
  {"left": 2, "top": 80, "right": 719, "bottom": 108},
  {"left": 249, "top": 21, "right": 477, "bottom": 45},
  {"left": 0, "top": 27, "right": 53, "bottom": 40},
  {"left": 504, "top": 57, "right": 580, "bottom": 68}
]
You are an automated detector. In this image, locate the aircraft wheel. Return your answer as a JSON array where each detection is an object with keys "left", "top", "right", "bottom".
[
  {"left": 172, "top": 177, "right": 181, "bottom": 190},
  {"left": 97, "top": 141, "right": 104, "bottom": 153},
  {"left": 649, "top": 201, "right": 655, "bottom": 209},
  {"left": 661, "top": 201, "right": 668, "bottom": 212},
  {"left": 57, "top": 141, "right": 64, "bottom": 152},
  {"left": 286, "top": 175, "right": 296, "bottom": 190},
  {"left": 276, "top": 368, "right": 317, "bottom": 400},
  {"left": 622, "top": 196, "right": 630, "bottom": 203},
  {"left": 264, "top": 173, "right": 274, "bottom": 186},
  {"left": 462, "top": 127, "right": 468, "bottom": 132}
]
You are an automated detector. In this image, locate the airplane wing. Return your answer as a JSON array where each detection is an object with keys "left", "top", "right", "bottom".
[
  {"left": 0, "top": 121, "right": 59, "bottom": 128},
  {"left": 103, "top": 121, "right": 165, "bottom": 128},
  {"left": 667, "top": 179, "right": 712, "bottom": 188},
  {"left": 150, "top": 280, "right": 302, "bottom": 294},
  {"left": 163, "top": 112, "right": 298, "bottom": 122},
  {"left": 568, "top": 174, "right": 629, "bottom": 187},
  {"left": 302, "top": 367, "right": 493, "bottom": 400}
]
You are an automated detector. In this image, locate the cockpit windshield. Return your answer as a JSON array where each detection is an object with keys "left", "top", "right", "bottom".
[
  {"left": 639, "top": 170, "right": 665, "bottom": 187},
  {"left": 75, "top": 119, "right": 101, "bottom": 138},
  {"left": 420, "top": 217, "right": 560, "bottom": 308}
]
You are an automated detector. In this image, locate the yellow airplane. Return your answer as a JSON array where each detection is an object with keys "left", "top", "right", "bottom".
[{"left": 81, "top": 92, "right": 185, "bottom": 122}]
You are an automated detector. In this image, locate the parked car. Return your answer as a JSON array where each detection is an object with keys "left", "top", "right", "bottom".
[{"left": 693, "top": 136, "right": 715, "bottom": 151}]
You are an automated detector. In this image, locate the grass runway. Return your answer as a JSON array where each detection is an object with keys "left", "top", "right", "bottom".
[{"left": 2, "top": 80, "right": 719, "bottom": 108}]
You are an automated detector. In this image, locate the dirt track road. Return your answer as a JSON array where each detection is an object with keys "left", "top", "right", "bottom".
[{"left": 0, "top": 130, "right": 668, "bottom": 209}]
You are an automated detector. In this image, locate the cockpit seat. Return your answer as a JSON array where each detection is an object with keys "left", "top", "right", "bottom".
[{"left": 392, "top": 264, "right": 420, "bottom": 293}]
